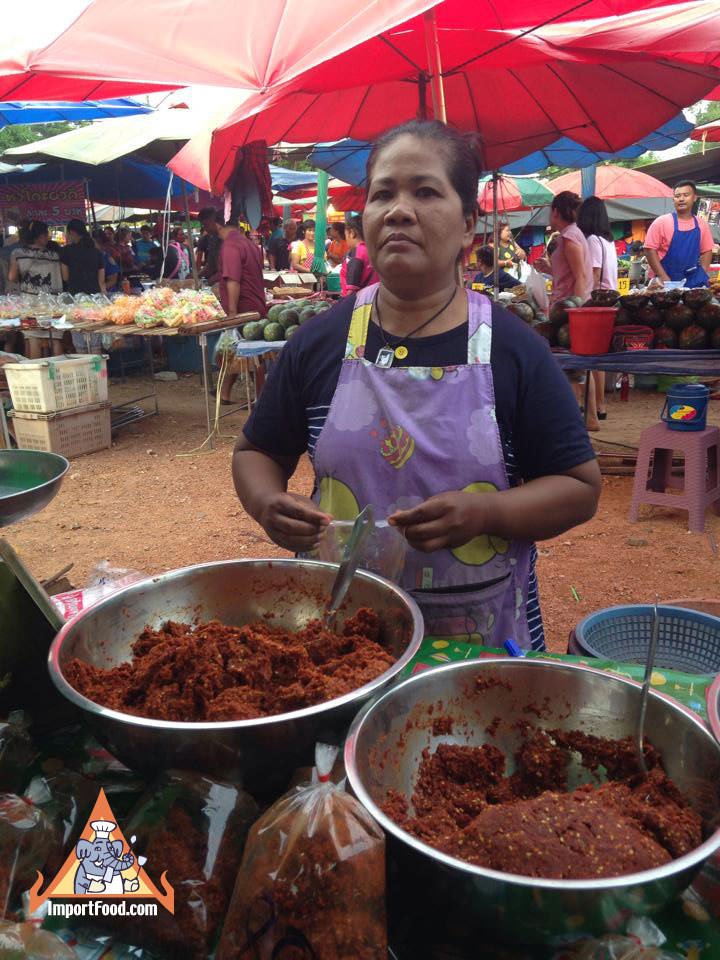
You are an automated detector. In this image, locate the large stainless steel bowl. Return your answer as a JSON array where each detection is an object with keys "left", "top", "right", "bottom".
[
  {"left": 49, "top": 558, "right": 423, "bottom": 796},
  {"left": 345, "top": 658, "right": 720, "bottom": 946}
]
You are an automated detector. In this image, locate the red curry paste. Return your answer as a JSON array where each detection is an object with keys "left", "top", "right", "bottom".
[
  {"left": 65, "top": 609, "right": 392, "bottom": 722},
  {"left": 383, "top": 730, "right": 703, "bottom": 880}
]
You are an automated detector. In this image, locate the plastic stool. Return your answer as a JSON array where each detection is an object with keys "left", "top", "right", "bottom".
[{"left": 629, "top": 422, "right": 720, "bottom": 533}]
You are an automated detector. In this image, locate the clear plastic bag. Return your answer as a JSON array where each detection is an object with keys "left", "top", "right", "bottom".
[
  {"left": 568, "top": 938, "right": 684, "bottom": 960},
  {"left": 112, "top": 770, "right": 258, "bottom": 959},
  {"left": 0, "top": 919, "right": 77, "bottom": 959},
  {"left": 24, "top": 769, "right": 97, "bottom": 879},
  {"left": 0, "top": 793, "right": 55, "bottom": 918},
  {"left": 217, "top": 744, "right": 387, "bottom": 960},
  {"left": 213, "top": 328, "right": 241, "bottom": 365},
  {"left": 51, "top": 563, "right": 145, "bottom": 621},
  {"left": 316, "top": 518, "right": 407, "bottom": 581}
]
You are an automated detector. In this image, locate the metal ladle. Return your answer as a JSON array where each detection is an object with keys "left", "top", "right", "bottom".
[
  {"left": 635, "top": 602, "right": 660, "bottom": 777},
  {"left": 323, "top": 505, "right": 375, "bottom": 630}
]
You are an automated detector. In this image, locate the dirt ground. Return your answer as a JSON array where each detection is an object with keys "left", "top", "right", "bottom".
[{"left": 5, "top": 371, "right": 720, "bottom": 653}]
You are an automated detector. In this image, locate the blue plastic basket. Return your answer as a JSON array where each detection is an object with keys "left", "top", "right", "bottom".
[{"left": 574, "top": 604, "right": 720, "bottom": 674}]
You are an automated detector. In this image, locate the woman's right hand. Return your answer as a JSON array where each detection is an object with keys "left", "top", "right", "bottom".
[{"left": 257, "top": 492, "right": 332, "bottom": 552}]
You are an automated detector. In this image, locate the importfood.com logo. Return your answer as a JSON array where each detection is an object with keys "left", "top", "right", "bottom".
[{"left": 29, "top": 788, "right": 174, "bottom": 919}]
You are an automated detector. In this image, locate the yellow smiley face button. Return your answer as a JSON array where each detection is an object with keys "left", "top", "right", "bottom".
[{"left": 394, "top": 345, "right": 409, "bottom": 360}]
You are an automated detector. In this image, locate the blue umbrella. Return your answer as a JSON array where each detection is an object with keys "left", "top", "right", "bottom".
[
  {"left": 309, "top": 114, "right": 694, "bottom": 186},
  {"left": 0, "top": 99, "right": 152, "bottom": 127},
  {"left": 501, "top": 114, "right": 693, "bottom": 175}
]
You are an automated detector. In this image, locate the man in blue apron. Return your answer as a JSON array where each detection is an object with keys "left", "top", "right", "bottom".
[{"left": 644, "top": 181, "right": 713, "bottom": 289}]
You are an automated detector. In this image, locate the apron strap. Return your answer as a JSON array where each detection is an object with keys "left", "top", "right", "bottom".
[{"left": 345, "top": 283, "right": 378, "bottom": 359}]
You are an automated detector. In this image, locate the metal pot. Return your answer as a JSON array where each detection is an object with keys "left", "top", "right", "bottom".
[
  {"left": 345, "top": 659, "right": 720, "bottom": 946},
  {"left": 49, "top": 558, "right": 423, "bottom": 797}
]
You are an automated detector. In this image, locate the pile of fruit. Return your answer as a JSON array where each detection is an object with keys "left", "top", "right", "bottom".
[
  {"left": 241, "top": 299, "right": 333, "bottom": 342},
  {"left": 101, "top": 288, "right": 225, "bottom": 328},
  {"left": 529, "top": 287, "right": 720, "bottom": 350}
]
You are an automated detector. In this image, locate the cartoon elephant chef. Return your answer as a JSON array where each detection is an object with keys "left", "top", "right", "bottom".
[{"left": 74, "top": 819, "right": 138, "bottom": 894}]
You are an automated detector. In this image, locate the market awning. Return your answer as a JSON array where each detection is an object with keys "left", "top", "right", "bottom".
[{"left": 0, "top": 98, "right": 151, "bottom": 126}]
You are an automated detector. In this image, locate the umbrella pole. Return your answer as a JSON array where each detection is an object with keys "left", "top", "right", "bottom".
[
  {"left": 423, "top": 10, "right": 447, "bottom": 123},
  {"left": 181, "top": 180, "right": 199, "bottom": 283},
  {"left": 492, "top": 172, "right": 499, "bottom": 297}
]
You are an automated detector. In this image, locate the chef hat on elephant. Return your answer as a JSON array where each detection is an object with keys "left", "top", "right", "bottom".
[{"left": 90, "top": 819, "right": 116, "bottom": 840}]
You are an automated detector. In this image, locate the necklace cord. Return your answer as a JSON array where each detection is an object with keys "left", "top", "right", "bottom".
[{"left": 375, "top": 287, "right": 457, "bottom": 349}]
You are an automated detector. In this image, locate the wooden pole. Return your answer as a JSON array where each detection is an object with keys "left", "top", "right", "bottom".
[
  {"left": 423, "top": 9, "right": 447, "bottom": 123},
  {"left": 181, "top": 179, "right": 199, "bottom": 282}
]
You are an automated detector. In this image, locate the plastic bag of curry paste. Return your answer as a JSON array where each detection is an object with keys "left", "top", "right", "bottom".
[
  {"left": 110, "top": 769, "right": 258, "bottom": 959},
  {"left": 217, "top": 744, "right": 387, "bottom": 960},
  {"left": 0, "top": 712, "right": 37, "bottom": 794},
  {"left": 0, "top": 793, "right": 55, "bottom": 918}
]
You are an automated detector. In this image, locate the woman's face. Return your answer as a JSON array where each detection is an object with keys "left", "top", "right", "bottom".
[
  {"left": 363, "top": 135, "right": 475, "bottom": 293},
  {"left": 305, "top": 226, "right": 315, "bottom": 243},
  {"left": 549, "top": 207, "right": 563, "bottom": 233},
  {"left": 500, "top": 225, "right": 511, "bottom": 244},
  {"left": 34, "top": 232, "right": 48, "bottom": 249}
]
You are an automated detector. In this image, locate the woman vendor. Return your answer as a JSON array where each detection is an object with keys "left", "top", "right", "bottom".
[{"left": 233, "top": 121, "right": 601, "bottom": 650}]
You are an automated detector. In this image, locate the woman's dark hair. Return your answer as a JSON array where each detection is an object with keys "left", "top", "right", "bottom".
[
  {"left": 367, "top": 120, "right": 482, "bottom": 217},
  {"left": 346, "top": 215, "right": 364, "bottom": 239},
  {"left": 116, "top": 226, "right": 131, "bottom": 242},
  {"left": 66, "top": 218, "right": 95, "bottom": 248},
  {"left": 577, "top": 196, "right": 612, "bottom": 242},
  {"left": 26, "top": 220, "right": 49, "bottom": 245},
  {"left": 551, "top": 190, "right": 582, "bottom": 224},
  {"left": 331, "top": 222, "right": 346, "bottom": 240},
  {"left": 302, "top": 219, "right": 315, "bottom": 231},
  {"left": 477, "top": 245, "right": 495, "bottom": 268}
]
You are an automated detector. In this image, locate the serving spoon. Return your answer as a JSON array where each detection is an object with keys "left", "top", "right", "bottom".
[{"left": 323, "top": 504, "right": 375, "bottom": 630}]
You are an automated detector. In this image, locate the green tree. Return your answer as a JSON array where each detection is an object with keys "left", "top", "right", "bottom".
[
  {"left": 0, "top": 121, "right": 88, "bottom": 157},
  {"left": 685, "top": 102, "right": 720, "bottom": 154}
]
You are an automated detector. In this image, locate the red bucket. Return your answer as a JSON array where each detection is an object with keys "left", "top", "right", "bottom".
[{"left": 568, "top": 306, "right": 617, "bottom": 355}]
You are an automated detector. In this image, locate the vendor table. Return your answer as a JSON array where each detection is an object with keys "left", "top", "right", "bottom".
[
  {"left": 554, "top": 347, "right": 720, "bottom": 377},
  {"left": 76, "top": 314, "right": 259, "bottom": 446}
]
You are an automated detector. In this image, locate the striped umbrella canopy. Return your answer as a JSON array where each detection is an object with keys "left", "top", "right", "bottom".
[{"left": 477, "top": 174, "right": 553, "bottom": 212}]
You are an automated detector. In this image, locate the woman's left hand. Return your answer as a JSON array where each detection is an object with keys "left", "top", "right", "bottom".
[{"left": 388, "top": 492, "right": 489, "bottom": 552}]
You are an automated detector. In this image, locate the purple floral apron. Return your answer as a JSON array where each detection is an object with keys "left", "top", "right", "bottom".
[{"left": 313, "top": 284, "right": 534, "bottom": 649}]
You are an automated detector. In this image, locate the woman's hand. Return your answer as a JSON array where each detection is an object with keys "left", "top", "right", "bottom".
[
  {"left": 534, "top": 256, "right": 551, "bottom": 275},
  {"left": 257, "top": 491, "right": 331, "bottom": 552},
  {"left": 388, "top": 492, "right": 488, "bottom": 553}
]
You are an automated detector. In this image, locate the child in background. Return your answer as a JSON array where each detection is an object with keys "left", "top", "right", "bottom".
[{"left": 340, "top": 216, "right": 378, "bottom": 296}]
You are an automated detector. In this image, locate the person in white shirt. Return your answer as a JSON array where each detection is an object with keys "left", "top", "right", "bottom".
[{"left": 578, "top": 196, "right": 619, "bottom": 428}]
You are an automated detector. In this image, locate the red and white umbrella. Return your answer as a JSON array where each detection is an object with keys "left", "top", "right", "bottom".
[
  {"left": 546, "top": 165, "right": 673, "bottom": 200},
  {"left": 691, "top": 120, "right": 720, "bottom": 146}
]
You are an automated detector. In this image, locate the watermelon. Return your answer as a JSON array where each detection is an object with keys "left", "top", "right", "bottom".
[
  {"left": 299, "top": 307, "right": 315, "bottom": 325},
  {"left": 533, "top": 321, "right": 557, "bottom": 346},
  {"left": 684, "top": 287, "right": 712, "bottom": 310},
  {"left": 264, "top": 322, "right": 284, "bottom": 342},
  {"left": 665, "top": 302, "right": 694, "bottom": 332},
  {"left": 678, "top": 324, "right": 708, "bottom": 349},
  {"left": 697, "top": 299, "right": 720, "bottom": 332},
  {"left": 285, "top": 324, "right": 300, "bottom": 339},
  {"left": 267, "top": 303, "right": 285, "bottom": 322},
  {"left": 712, "top": 327, "right": 720, "bottom": 349},
  {"left": 636, "top": 304, "right": 663, "bottom": 329},
  {"left": 242, "top": 321, "right": 264, "bottom": 341},
  {"left": 279, "top": 308, "right": 300, "bottom": 329},
  {"left": 654, "top": 325, "right": 677, "bottom": 349},
  {"left": 507, "top": 301, "right": 535, "bottom": 324},
  {"left": 549, "top": 298, "right": 576, "bottom": 328},
  {"left": 556, "top": 323, "right": 571, "bottom": 349}
]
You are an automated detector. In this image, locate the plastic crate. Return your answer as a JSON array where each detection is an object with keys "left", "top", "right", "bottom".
[
  {"left": 10, "top": 402, "right": 112, "bottom": 459},
  {"left": 4, "top": 354, "right": 108, "bottom": 413},
  {"left": 574, "top": 604, "right": 720, "bottom": 674}
]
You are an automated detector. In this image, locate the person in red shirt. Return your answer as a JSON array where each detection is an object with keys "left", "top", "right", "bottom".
[{"left": 201, "top": 210, "right": 268, "bottom": 403}]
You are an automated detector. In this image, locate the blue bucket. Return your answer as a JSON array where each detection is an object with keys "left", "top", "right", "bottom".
[{"left": 660, "top": 383, "right": 710, "bottom": 431}]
